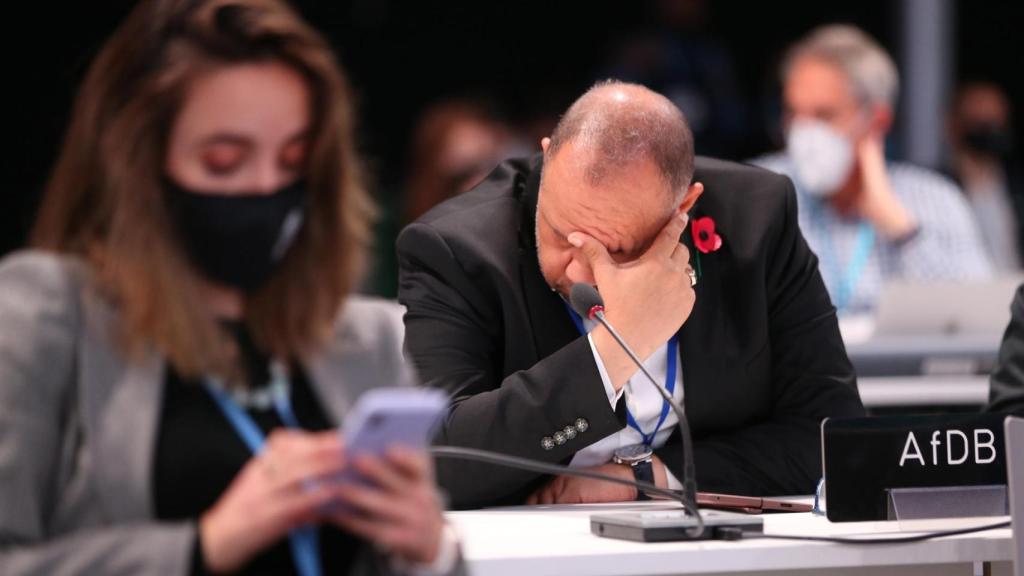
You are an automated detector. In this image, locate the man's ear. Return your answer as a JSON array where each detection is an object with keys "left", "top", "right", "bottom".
[
  {"left": 541, "top": 137, "right": 551, "bottom": 154},
  {"left": 677, "top": 182, "right": 704, "bottom": 215},
  {"left": 869, "top": 104, "right": 894, "bottom": 136}
]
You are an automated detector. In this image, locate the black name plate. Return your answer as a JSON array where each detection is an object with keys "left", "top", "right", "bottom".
[{"left": 822, "top": 413, "right": 1008, "bottom": 522}]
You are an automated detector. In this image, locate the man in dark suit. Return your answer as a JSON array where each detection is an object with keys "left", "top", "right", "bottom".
[
  {"left": 988, "top": 285, "right": 1024, "bottom": 416},
  {"left": 398, "top": 81, "right": 865, "bottom": 509}
]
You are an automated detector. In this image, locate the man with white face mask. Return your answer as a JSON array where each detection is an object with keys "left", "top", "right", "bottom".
[{"left": 753, "top": 25, "right": 992, "bottom": 316}]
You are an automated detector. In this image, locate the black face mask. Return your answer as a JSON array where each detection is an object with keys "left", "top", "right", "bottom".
[
  {"left": 963, "top": 124, "right": 1014, "bottom": 159},
  {"left": 165, "top": 178, "right": 306, "bottom": 293}
]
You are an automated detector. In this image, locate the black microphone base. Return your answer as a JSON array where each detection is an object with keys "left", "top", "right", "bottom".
[{"left": 590, "top": 510, "right": 764, "bottom": 542}]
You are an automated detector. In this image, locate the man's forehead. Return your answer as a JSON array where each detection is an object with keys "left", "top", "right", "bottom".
[
  {"left": 539, "top": 172, "right": 669, "bottom": 254},
  {"left": 786, "top": 56, "right": 861, "bottom": 110}
]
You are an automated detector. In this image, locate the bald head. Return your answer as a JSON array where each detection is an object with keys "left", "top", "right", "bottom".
[{"left": 545, "top": 81, "right": 695, "bottom": 195}]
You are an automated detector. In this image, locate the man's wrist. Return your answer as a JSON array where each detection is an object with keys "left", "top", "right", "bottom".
[
  {"left": 651, "top": 454, "right": 669, "bottom": 488},
  {"left": 590, "top": 326, "right": 633, "bottom": 391},
  {"left": 613, "top": 446, "right": 656, "bottom": 500},
  {"left": 874, "top": 207, "right": 917, "bottom": 240},
  {"left": 890, "top": 223, "right": 921, "bottom": 246},
  {"left": 612, "top": 456, "right": 671, "bottom": 500},
  {"left": 859, "top": 177, "right": 916, "bottom": 240},
  {"left": 586, "top": 332, "right": 626, "bottom": 408},
  {"left": 591, "top": 323, "right": 657, "bottom": 391}
]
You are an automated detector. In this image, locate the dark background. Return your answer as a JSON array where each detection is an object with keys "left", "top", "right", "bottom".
[{"left": 5, "top": 1, "right": 1021, "bottom": 264}]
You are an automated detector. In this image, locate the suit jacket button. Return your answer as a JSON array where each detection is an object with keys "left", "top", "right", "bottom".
[
  {"left": 553, "top": 431, "right": 567, "bottom": 445},
  {"left": 575, "top": 418, "right": 589, "bottom": 433},
  {"left": 563, "top": 425, "right": 578, "bottom": 440},
  {"left": 541, "top": 436, "right": 555, "bottom": 450}
]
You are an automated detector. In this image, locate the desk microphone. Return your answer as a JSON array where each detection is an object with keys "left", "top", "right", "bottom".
[{"left": 569, "top": 283, "right": 699, "bottom": 516}]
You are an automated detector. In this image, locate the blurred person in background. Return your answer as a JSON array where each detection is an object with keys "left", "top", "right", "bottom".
[
  {"left": 753, "top": 25, "right": 991, "bottom": 317},
  {"left": 364, "top": 98, "right": 525, "bottom": 297},
  {"left": 404, "top": 98, "right": 524, "bottom": 225},
  {"left": 0, "top": 0, "right": 460, "bottom": 574},
  {"left": 948, "top": 81, "right": 1023, "bottom": 272}
]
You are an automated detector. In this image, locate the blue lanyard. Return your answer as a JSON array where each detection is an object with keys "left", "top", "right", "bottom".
[
  {"left": 565, "top": 304, "right": 678, "bottom": 447},
  {"left": 812, "top": 202, "right": 876, "bottom": 312},
  {"left": 204, "top": 370, "right": 322, "bottom": 576}
]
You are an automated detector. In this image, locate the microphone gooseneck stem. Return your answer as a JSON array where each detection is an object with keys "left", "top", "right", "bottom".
[{"left": 592, "top": 310, "right": 699, "bottom": 512}]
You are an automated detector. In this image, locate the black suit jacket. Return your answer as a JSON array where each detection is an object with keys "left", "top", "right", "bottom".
[
  {"left": 397, "top": 155, "right": 865, "bottom": 509},
  {"left": 988, "top": 285, "right": 1024, "bottom": 416}
]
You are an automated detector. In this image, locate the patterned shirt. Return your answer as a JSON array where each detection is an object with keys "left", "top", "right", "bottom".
[{"left": 751, "top": 153, "right": 993, "bottom": 315}]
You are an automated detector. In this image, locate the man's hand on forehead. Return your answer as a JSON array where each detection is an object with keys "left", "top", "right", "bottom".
[{"left": 566, "top": 212, "right": 697, "bottom": 390}]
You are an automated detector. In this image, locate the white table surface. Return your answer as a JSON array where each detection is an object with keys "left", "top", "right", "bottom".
[{"left": 446, "top": 500, "right": 1015, "bottom": 576}]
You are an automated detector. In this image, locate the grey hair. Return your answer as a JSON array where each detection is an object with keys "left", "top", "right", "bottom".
[
  {"left": 545, "top": 80, "right": 695, "bottom": 195},
  {"left": 782, "top": 24, "right": 899, "bottom": 110}
]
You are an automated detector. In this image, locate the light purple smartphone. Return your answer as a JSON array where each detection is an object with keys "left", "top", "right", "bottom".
[{"left": 334, "top": 387, "right": 448, "bottom": 484}]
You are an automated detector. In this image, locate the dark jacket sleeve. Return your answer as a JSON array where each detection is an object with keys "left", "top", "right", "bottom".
[
  {"left": 987, "top": 285, "right": 1024, "bottom": 416},
  {"left": 656, "top": 179, "right": 865, "bottom": 496},
  {"left": 397, "top": 223, "right": 626, "bottom": 508}
]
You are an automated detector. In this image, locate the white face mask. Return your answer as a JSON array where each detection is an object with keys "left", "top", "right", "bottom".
[{"left": 786, "top": 118, "right": 854, "bottom": 197}]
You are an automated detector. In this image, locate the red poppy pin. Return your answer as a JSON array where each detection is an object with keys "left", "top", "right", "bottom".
[{"left": 691, "top": 216, "right": 722, "bottom": 254}]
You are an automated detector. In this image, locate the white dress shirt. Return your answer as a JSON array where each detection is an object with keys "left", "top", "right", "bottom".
[{"left": 568, "top": 314, "right": 685, "bottom": 490}]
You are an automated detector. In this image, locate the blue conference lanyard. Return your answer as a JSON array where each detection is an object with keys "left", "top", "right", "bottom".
[
  {"left": 564, "top": 303, "right": 677, "bottom": 447},
  {"left": 203, "top": 367, "right": 322, "bottom": 576},
  {"left": 812, "top": 203, "right": 876, "bottom": 312}
]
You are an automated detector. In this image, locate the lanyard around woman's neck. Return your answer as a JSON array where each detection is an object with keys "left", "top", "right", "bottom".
[{"left": 203, "top": 362, "right": 322, "bottom": 576}]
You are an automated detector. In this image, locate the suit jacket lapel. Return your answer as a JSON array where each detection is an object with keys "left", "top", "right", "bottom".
[
  {"left": 677, "top": 203, "right": 727, "bottom": 429},
  {"left": 78, "top": 289, "right": 163, "bottom": 522},
  {"left": 517, "top": 156, "right": 580, "bottom": 362},
  {"left": 304, "top": 298, "right": 412, "bottom": 427},
  {"left": 302, "top": 330, "right": 370, "bottom": 426}
]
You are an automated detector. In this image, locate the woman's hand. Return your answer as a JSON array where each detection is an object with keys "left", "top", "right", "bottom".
[
  {"left": 328, "top": 447, "right": 446, "bottom": 566},
  {"left": 199, "top": 429, "right": 346, "bottom": 574}
]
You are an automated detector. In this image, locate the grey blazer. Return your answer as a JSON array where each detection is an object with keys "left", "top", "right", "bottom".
[{"left": 0, "top": 251, "right": 430, "bottom": 575}]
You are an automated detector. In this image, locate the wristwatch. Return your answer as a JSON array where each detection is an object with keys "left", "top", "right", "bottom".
[{"left": 613, "top": 445, "right": 655, "bottom": 501}]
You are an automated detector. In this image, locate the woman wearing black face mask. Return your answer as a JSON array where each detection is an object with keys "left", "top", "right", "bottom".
[
  {"left": 948, "top": 81, "right": 1024, "bottom": 272},
  {"left": 0, "top": 1, "right": 461, "bottom": 575}
]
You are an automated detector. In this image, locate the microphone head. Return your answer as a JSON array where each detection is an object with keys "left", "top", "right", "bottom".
[{"left": 569, "top": 283, "right": 605, "bottom": 320}]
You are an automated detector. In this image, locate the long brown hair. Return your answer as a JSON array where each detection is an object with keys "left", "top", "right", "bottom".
[{"left": 32, "top": 0, "right": 374, "bottom": 377}]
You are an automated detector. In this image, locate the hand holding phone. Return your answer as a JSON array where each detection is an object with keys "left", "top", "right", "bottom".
[
  {"left": 326, "top": 388, "right": 450, "bottom": 564},
  {"left": 336, "top": 387, "right": 448, "bottom": 484}
]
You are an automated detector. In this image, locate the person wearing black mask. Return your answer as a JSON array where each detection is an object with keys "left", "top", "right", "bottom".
[
  {"left": 0, "top": 1, "right": 461, "bottom": 575},
  {"left": 948, "top": 81, "right": 1024, "bottom": 272}
]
